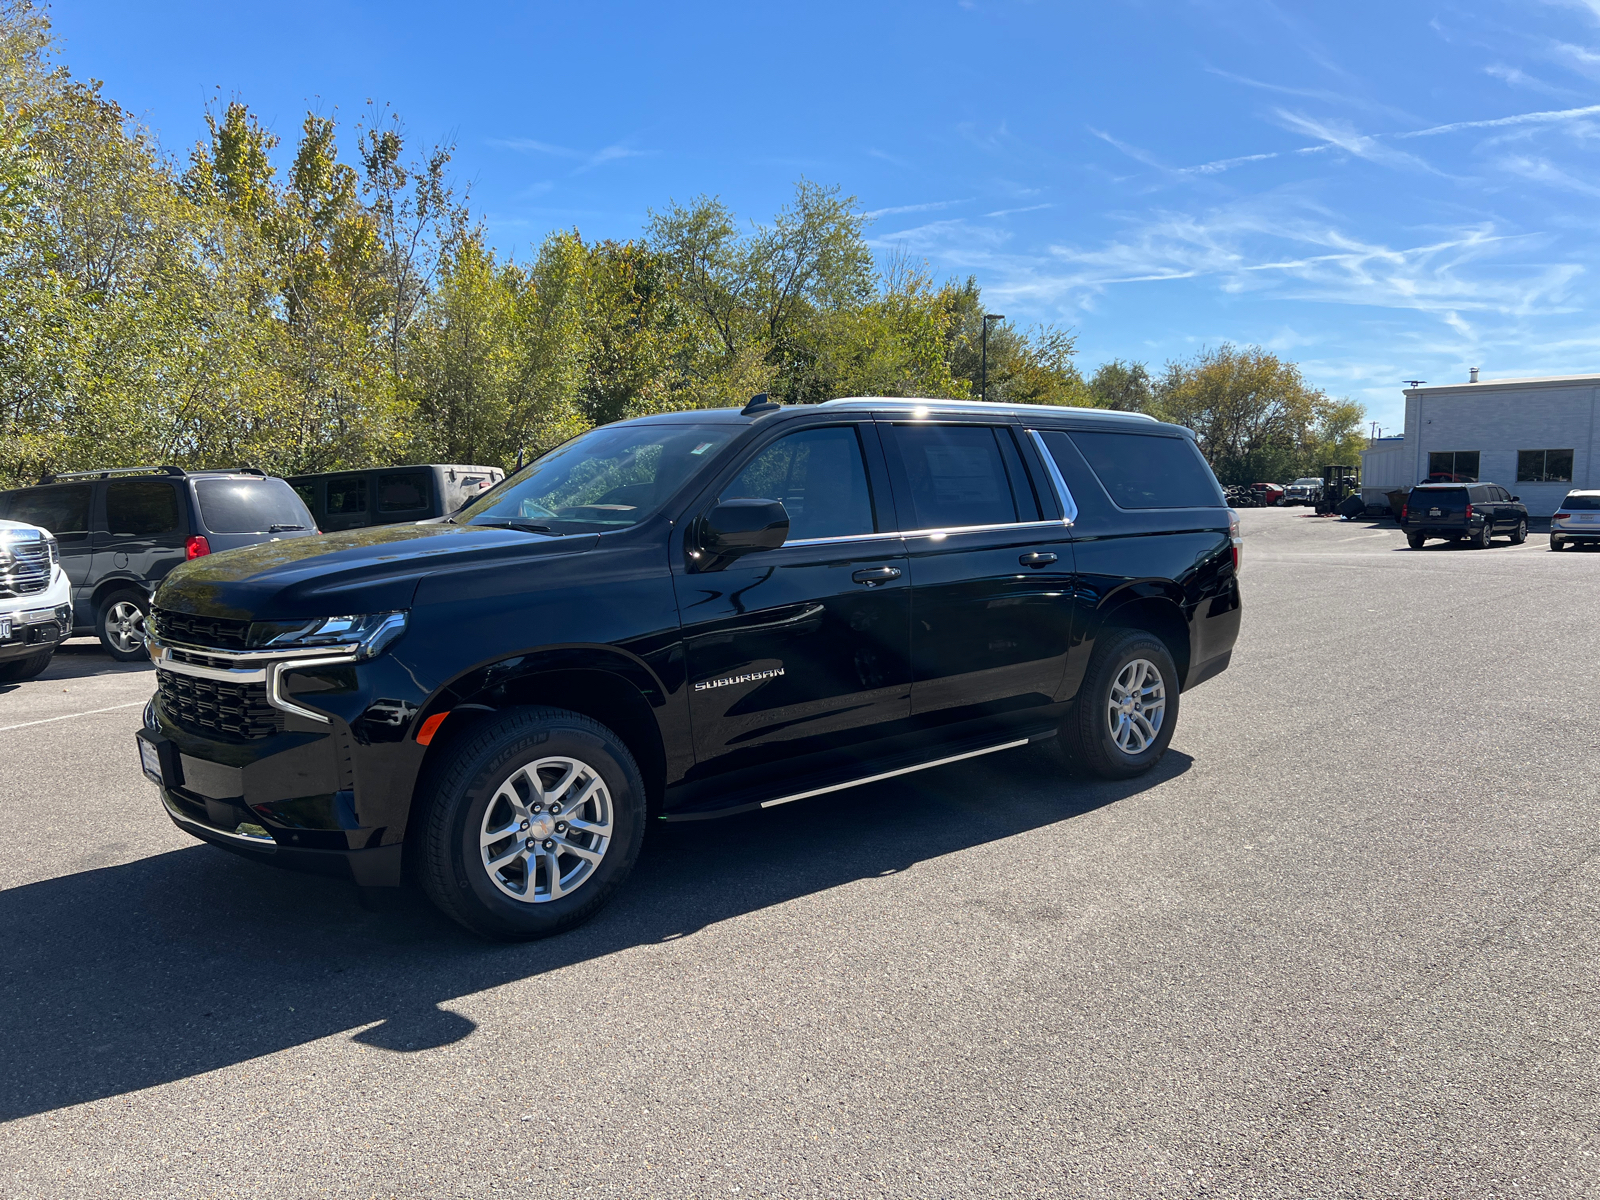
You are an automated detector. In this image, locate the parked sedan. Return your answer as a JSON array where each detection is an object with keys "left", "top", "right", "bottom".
[
  {"left": 1549, "top": 490, "right": 1600, "bottom": 550},
  {"left": 1402, "top": 482, "right": 1528, "bottom": 549}
]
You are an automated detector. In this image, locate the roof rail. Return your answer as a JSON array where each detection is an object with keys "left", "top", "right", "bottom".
[
  {"left": 818, "top": 397, "right": 1159, "bottom": 422},
  {"left": 38, "top": 465, "right": 186, "bottom": 484},
  {"left": 36, "top": 464, "right": 266, "bottom": 484}
]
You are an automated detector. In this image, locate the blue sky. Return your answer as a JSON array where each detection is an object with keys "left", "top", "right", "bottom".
[{"left": 51, "top": 0, "right": 1600, "bottom": 432}]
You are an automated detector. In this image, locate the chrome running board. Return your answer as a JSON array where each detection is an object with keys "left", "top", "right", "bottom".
[{"left": 758, "top": 738, "right": 1031, "bottom": 809}]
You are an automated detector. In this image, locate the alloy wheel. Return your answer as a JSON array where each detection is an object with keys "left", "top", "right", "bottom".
[
  {"left": 1106, "top": 658, "right": 1166, "bottom": 755},
  {"left": 106, "top": 601, "right": 146, "bottom": 654},
  {"left": 478, "top": 756, "right": 613, "bottom": 903}
]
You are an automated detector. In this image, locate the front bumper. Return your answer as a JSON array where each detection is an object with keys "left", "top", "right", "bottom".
[
  {"left": 0, "top": 602, "right": 72, "bottom": 661},
  {"left": 140, "top": 640, "right": 431, "bottom": 886}
]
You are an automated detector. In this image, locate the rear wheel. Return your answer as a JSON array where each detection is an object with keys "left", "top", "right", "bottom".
[
  {"left": 96, "top": 589, "right": 149, "bottom": 661},
  {"left": 420, "top": 707, "right": 647, "bottom": 941},
  {"left": 1407, "top": 533, "right": 1426, "bottom": 550},
  {"left": 0, "top": 650, "right": 52, "bottom": 683},
  {"left": 1061, "top": 628, "right": 1179, "bottom": 780},
  {"left": 1511, "top": 519, "right": 1527, "bottom": 545},
  {"left": 1550, "top": 537, "right": 1563, "bottom": 551},
  {"left": 1474, "top": 523, "right": 1493, "bottom": 549}
]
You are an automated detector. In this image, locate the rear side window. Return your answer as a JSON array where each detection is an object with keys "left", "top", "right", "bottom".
[
  {"left": 724, "top": 425, "right": 876, "bottom": 541},
  {"left": 1563, "top": 494, "right": 1600, "bottom": 511},
  {"left": 326, "top": 476, "right": 368, "bottom": 517},
  {"left": 884, "top": 425, "right": 1029, "bottom": 529},
  {"left": 4, "top": 484, "right": 91, "bottom": 535},
  {"left": 292, "top": 482, "right": 317, "bottom": 512},
  {"left": 1068, "top": 431, "right": 1224, "bottom": 509},
  {"left": 106, "top": 480, "right": 180, "bottom": 536},
  {"left": 194, "top": 478, "right": 313, "bottom": 534},
  {"left": 378, "top": 471, "right": 430, "bottom": 513}
]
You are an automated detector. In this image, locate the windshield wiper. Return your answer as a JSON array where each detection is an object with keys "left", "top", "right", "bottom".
[
  {"left": 269, "top": 523, "right": 307, "bottom": 532},
  {"left": 472, "top": 517, "right": 553, "bottom": 534}
]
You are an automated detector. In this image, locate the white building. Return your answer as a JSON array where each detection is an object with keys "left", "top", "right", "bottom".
[{"left": 1360, "top": 371, "right": 1600, "bottom": 517}]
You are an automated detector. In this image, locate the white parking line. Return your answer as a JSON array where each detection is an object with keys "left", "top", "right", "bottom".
[{"left": 0, "top": 700, "right": 145, "bottom": 733}]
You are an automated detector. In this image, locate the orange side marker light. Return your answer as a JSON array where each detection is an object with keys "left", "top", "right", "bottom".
[{"left": 416, "top": 712, "right": 450, "bottom": 745}]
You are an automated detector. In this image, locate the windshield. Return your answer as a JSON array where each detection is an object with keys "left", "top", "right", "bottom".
[
  {"left": 195, "top": 477, "right": 314, "bottom": 534},
  {"left": 458, "top": 423, "right": 737, "bottom": 533},
  {"left": 1562, "top": 494, "right": 1600, "bottom": 511},
  {"left": 1291, "top": 478, "right": 1320, "bottom": 487}
]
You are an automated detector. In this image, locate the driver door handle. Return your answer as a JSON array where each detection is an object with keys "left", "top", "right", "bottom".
[
  {"left": 852, "top": 566, "right": 902, "bottom": 586},
  {"left": 1019, "top": 552, "right": 1058, "bottom": 567}
]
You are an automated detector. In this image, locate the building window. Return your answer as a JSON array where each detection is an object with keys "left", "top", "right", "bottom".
[
  {"left": 1427, "top": 451, "right": 1480, "bottom": 482},
  {"left": 1516, "top": 449, "right": 1574, "bottom": 483}
]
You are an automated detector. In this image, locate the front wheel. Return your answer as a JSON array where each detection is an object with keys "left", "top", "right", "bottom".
[
  {"left": 1511, "top": 519, "right": 1527, "bottom": 545},
  {"left": 1061, "top": 628, "right": 1179, "bottom": 780},
  {"left": 96, "top": 590, "right": 149, "bottom": 661},
  {"left": 419, "top": 707, "right": 647, "bottom": 941},
  {"left": 0, "top": 650, "right": 52, "bottom": 683}
]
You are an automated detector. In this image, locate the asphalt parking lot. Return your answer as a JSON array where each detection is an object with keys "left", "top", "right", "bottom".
[{"left": 2, "top": 508, "right": 1597, "bottom": 1199}]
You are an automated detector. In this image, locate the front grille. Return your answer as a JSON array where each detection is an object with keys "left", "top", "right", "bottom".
[
  {"left": 158, "top": 670, "right": 283, "bottom": 740},
  {"left": 0, "top": 536, "right": 50, "bottom": 598},
  {"left": 154, "top": 608, "right": 252, "bottom": 651}
]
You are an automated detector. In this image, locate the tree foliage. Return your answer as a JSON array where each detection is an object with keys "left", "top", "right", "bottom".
[{"left": 0, "top": 3, "right": 1362, "bottom": 489}]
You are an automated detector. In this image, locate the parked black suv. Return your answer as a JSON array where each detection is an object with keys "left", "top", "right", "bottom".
[
  {"left": 0, "top": 467, "right": 319, "bottom": 659},
  {"left": 135, "top": 398, "right": 1243, "bottom": 939},
  {"left": 1401, "top": 482, "right": 1528, "bottom": 550}
]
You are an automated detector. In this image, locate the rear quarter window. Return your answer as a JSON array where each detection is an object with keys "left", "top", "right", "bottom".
[
  {"left": 1068, "top": 431, "right": 1224, "bottom": 509},
  {"left": 3, "top": 484, "right": 92, "bottom": 535}
]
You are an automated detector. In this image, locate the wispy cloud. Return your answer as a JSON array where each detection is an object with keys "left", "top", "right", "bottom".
[
  {"left": 490, "top": 137, "right": 650, "bottom": 172},
  {"left": 866, "top": 147, "right": 913, "bottom": 169},
  {"left": 1396, "top": 101, "right": 1600, "bottom": 137},
  {"left": 862, "top": 198, "right": 972, "bottom": 218},
  {"left": 1484, "top": 63, "right": 1576, "bottom": 97},
  {"left": 1180, "top": 151, "right": 1281, "bottom": 175},
  {"left": 986, "top": 203, "right": 1052, "bottom": 217},
  {"left": 1497, "top": 154, "right": 1600, "bottom": 195},
  {"left": 1203, "top": 67, "right": 1414, "bottom": 121},
  {"left": 1274, "top": 110, "right": 1443, "bottom": 172}
]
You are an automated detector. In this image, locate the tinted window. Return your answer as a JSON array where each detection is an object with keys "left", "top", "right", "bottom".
[
  {"left": 106, "top": 480, "right": 180, "bottom": 536},
  {"left": 378, "top": 472, "right": 430, "bottom": 513},
  {"left": 724, "top": 426, "right": 875, "bottom": 541},
  {"left": 194, "top": 478, "right": 313, "bottom": 534},
  {"left": 885, "top": 425, "right": 1023, "bottom": 529},
  {"left": 1563, "top": 494, "right": 1600, "bottom": 510},
  {"left": 1517, "top": 449, "right": 1574, "bottom": 483},
  {"left": 1426, "top": 451, "right": 1479, "bottom": 482},
  {"left": 292, "top": 482, "right": 316, "bottom": 513},
  {"left": 3, "top": 484, "right": 91, "bottom": 535},
  {"left": 1069, "top": 431, "right": 1224, "bottom": 509},
  {"left": 1410, "top": 487, "right": 1467, "bottom": 509},
  {"left": 462, "top": 424, "right": 737, "bottom": 533},
  {"left": 326, "top": 476, "right": 367, "bottom": 516}
]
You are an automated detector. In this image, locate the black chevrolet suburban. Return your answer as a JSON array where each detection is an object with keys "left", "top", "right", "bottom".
[
  {"left": 1401, "top": 482, "right": 1529, "bottom": 549},
  {"left": 136, "top": 398, "right": 1242, "bottom": 940}
]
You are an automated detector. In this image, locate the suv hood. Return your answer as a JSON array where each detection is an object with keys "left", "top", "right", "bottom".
[{"left": 155, "top": 522, "right": 599, "bottom": 621}]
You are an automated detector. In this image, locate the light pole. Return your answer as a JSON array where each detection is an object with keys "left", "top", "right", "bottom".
[{"left": 981, "top": 313, "right": 1005, "bottom": 402}]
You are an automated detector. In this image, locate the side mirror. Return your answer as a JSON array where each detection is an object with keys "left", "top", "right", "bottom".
[
  {"left": 700, "top": 498, "right": 789, "bottom": 558},
  {"left": 1512, "top": 496, "right": 1520, "bottom": 503}
]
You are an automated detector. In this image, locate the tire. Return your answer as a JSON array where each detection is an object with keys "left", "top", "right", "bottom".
[
  {"left": 1407, "top": 533, "right": 1426, "bottom": 550},
  {"left": 0, "top": 650, "right": 52, "bottom": 683},
  {"left": 1061, "top": 628, "right": 1179, "bottom": 780},
  {"left": 1550, "top": 537, "right": 1563, "bottom": 551},
  {"left": 96, "top": 589, "right": 149, "bottom": 661},
  {"left": 1511, "top": 519, "right": 1527, "bottom": 545},
  {"left": 1474, "top": 522, "right": 1493, "bottom": 549},
  {"left": 420, "top": 707, "right": 647, "bottom": 941}
]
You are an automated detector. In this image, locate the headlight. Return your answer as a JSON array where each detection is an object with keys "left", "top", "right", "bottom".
[{"left": 247, "top": 611, "right": 408, "bottom": 661}]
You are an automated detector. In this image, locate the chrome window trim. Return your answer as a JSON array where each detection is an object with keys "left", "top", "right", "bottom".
[
  {"left": 783, "top": 529, "right": 903, "bottom": 548},
  {"left": 1026, "top": 429, "right": 1080, "bottom": 526},
  {"left": 899, "top": 518, "right": 1071, "bottom": 540}
]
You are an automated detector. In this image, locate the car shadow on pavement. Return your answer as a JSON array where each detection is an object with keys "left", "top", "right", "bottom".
[{"left": 0, "top": 743, "right": 1191, "bottom": 1120}]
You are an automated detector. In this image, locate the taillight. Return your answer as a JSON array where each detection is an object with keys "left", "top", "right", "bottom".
[
  {"left": 185, "top": 535, "right": 210, "bottom": 560},
  {"left": 1227, "top": 507, "right": 1242, "bottom": 572},
  {"left": 1554, "top": 512, "right": 1571, "bottom": 521},
  {"left": 1400, "top": 503, "right": 1408, "bottom": 522},
  {"left": 1464, "top": 503, "right": 1473, "bottom": 520}
]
